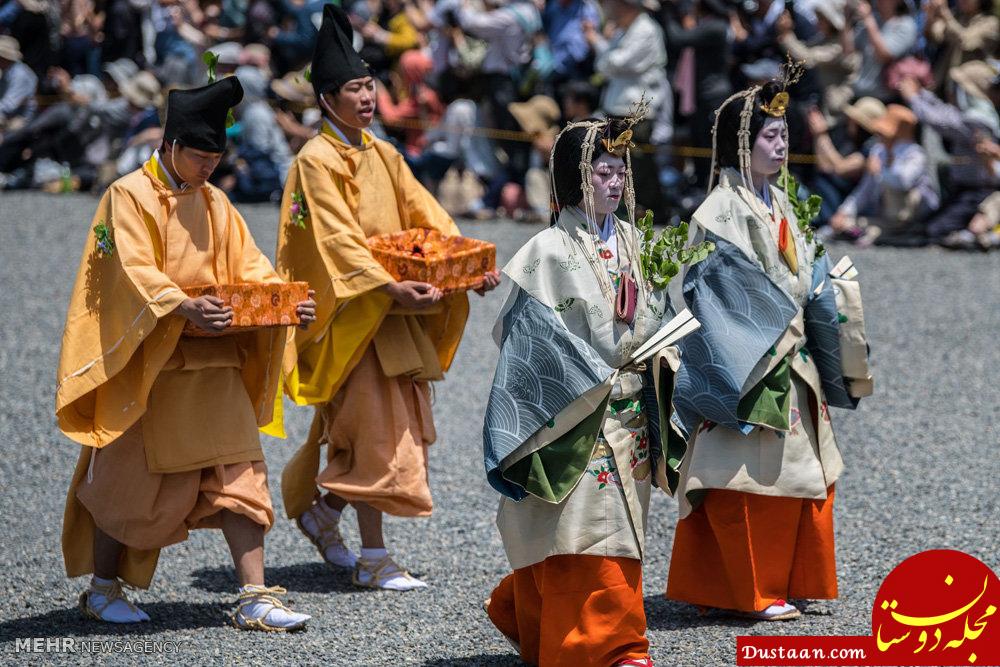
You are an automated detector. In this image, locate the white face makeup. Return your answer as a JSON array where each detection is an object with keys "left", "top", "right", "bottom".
[
  {"left": 750, "top": 117, "right": 788, "bottom": 180},
  {"left": 590, "top": 153, "right": 626, "bottom": 217}
]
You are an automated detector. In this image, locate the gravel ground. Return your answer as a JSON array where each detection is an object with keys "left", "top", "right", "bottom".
[{"left": 0, "top": 192, "right": 997, "bottom": 666}]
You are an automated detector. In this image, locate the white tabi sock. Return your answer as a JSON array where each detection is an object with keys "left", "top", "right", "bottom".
[
  {"left": 86, "top": 576, "right": 150, "bottom": 623},
  {"left": 355, "top": 549, "right": 428, "bottom": 591},
  {"left": 299, "top": 501, "right": 356, "bottom": 568},
  {"left": 234, "top": 585, "right": 310, "bottom": 631}
]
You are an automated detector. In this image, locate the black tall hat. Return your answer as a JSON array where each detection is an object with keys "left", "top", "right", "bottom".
[
  {"left": 163, "top": 77, "right": 244, "bottom": 153},
  {"left": 311, "top": 3, "right": 371, "bottom": 101}
]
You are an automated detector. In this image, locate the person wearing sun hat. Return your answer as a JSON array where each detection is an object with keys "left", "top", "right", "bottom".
[
  {"left": 900, "top": 60, "right": 1000, "bottom": 244},
  {"left": 0, "top": 35, "right": 37, "bottom": 135},
  {"left": 830, "top": 103, "right": 939, "bottom": 246},
  {"left": 57, "top": 76, "right": 317, "bottom": 632},
  {"left": 272, "top": 3, "right": 499, "bottom": 593}
]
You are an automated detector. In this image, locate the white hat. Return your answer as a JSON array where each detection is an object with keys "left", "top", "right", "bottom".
[
  {"left": 120, "top": 71, "right": 163, "bottom": 108},
  {"left": 208, "top": 41, "right": 243, "bottom": 67},
  {"left": 0, "top": 35, "right": 22, "bottom": 63},
  {"left": 814, "top": 0, "right": 846, "bottom": 31},
  {"left": 103, "top": 58, "right": 140, "bottom": 89}
]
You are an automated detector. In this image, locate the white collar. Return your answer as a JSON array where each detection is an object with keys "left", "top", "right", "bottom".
[{"left": 153, "top": 149, "right": 188, "bottom": 191}]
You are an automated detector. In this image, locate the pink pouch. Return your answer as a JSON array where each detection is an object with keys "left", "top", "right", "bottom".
[{"left": 615, "top": 271, "right": 638, "bottom": 325}]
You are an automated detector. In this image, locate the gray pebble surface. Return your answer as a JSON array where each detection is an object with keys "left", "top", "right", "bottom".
[{"left": 0, "top": 192, "right": 997, "bottom": 666}]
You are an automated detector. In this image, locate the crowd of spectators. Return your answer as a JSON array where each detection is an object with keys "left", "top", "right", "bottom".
[{"left": 0, "top": 0, "right": 997, "bottom": 249}]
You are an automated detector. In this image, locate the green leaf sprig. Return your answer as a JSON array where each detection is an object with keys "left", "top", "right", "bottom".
[
  {"left": 778, "top": 167, "right": 825, "bottom": 259},
  {"left": 637, "top": 211, "right": 714, "bottom": 291},
  {"left": 94, "top": 220, "right": 115, "bottom": 258},
  {"left": 202, "top": 51, "right": 237, "bottom": 128}
]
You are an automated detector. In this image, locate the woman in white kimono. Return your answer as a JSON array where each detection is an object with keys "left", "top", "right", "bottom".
[
  {"left": 481, "top": 110, "right": 708, "bottom": 666},
  {"left": 663, "top": 73, "right": 874, "bottom": 621}
]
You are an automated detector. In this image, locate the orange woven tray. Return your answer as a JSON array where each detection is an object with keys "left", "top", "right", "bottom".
[
  {"left": 181, "top": 282, "right": 309, "bottom": 337},
  {"left": 367, "top": 229, "right": 496, "bottom": 293}
]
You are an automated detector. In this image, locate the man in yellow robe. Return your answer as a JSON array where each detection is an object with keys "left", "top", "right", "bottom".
[
  {"left": 273, "top": 4, "right": 499, "bottom": 591},
  {"left": 58, "top": 77, "right": 317, "bottom": 630}
]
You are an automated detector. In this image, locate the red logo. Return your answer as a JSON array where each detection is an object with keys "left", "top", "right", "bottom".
[
  {"left": 737, "top": 550, "right": 999, "bottom": 665},
  {"left": 873, "top": 549, "right": 999, "bottom": 665}
]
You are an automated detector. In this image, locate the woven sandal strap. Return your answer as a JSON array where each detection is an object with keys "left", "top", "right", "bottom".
[
  {"left": 89, "top": 580, "right": 141, "bottom": 616},
  {"left": 236, "top": 585, "right": 294, "bottom": 617},
  {"left": 367, "top": 556, "right": 414, "bottom": 582}
]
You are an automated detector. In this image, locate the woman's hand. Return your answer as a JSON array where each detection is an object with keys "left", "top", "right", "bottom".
[
  {"left": 380, "top": 281, "right": 443, "bottom": 308},
  {"left": 296, "top": 289, "right": 317, "bottom": 329},
  {"left": 475, "top": 270, "right": 501, "bottom": 296},
  {"left": 177, "top": 296, "right": 232, "bottom": 332}
]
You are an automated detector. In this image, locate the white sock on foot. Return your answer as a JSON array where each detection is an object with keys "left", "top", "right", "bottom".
[
  {"left": 235, "top": 585, "right": 310, "bottom": 630},
  {"left": 87, "top": 577, "right": 149, "bottom": 623},
  {"left": 299, "top": 501, "right": 356, "bottom": 568},
  {"left": 356, "top": 549, "right": 428, "bottom": 591}
]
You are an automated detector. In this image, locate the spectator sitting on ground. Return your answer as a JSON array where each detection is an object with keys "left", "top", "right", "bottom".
[
  {"left": 0, "top": 35, "right": 37, "bottom": 138},
  {"left": 457, "top": 0, "right": 542, "bottom": 216},
  {"left": 807, "top": 97, "right": 885, "bottom": 226},
  {"left": 113, "top": 71, "right": 165, "bottom": 177},
  {"left": 899, "top": 61, "right": 1000, "bottom": 245},
  {"left": 829, "top": 104, "right": 939, "bottom": 247},
  {"left": 507, "top": 93, "right": 561, "bottom": 220},
  {"left": 225, "top": 64, "right": 292, "bottom": 202},
  {"left": 271, "top": 68, "right": 321, "bottom": 153}
]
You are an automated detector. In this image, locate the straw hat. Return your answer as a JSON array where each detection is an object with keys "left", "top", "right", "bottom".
[
  {"left": 120, "top": 71, "right": 164, "bottom": 108},
  {"left": 870, "top": 104, "right": 917, "bottom": 139},
  {"left": 271, "top": 69, "right": 314, "bottom": 106},
  {"left": 509, "top": 95, "right": 561, "bottom": 137},
  {"left": 843, "top": 96, "right": 887, "bottom": 134},
  {"left": 0, "top": 36, "right": 22, "bottom": 63},
  {"left": 950, "top": 60, "right": 998, "bottom": 101}
]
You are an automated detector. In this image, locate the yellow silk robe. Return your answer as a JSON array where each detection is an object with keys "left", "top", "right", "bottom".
[
  {"left": 58, "top": 159, "right": 288, "bottom": 586},
  {"left": 274, "top": 129, "right": 470, "bottom": 519}
]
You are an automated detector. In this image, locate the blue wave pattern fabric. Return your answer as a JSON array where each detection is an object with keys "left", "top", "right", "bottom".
[
  {"left": 802, "top": 254, "right": 860, "bottom": 410},
  {"left": 670, "top": 235, "right": 798, "bottom": 438},
  {"left": 483, "top": 288, "right": 614, "bottom": 500}
]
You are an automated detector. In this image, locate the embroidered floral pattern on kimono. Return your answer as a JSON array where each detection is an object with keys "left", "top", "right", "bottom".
[
  {"left": 589, "top": 455, "right": 621, "bottom": 489},
  {"left": 788, "top": 407, "right": 801, "bottom": 436}
]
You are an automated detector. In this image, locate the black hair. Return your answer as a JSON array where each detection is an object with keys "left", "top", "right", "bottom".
[
  {"left": 714, "top": 81, "right": 783, "bottom": 169},
  {"left": 551, "top": 118, "right": 630, "bottom": 210},
  {"left": 559, "top": 80, "right": 600, "bottom": 114}
]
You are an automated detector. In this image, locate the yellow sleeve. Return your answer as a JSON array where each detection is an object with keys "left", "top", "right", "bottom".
[{"left": 297, "top": 154, "right": 396, "bottom": 299}]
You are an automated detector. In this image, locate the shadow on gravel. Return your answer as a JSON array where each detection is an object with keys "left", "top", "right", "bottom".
[
  {"left": 421, "top": 654, "right": 523, "bottom": 666},
  {"left": 189, "top": 563, "right": 356, "bottom": 594},
  {"left": 0, "top": 601, "right": 229, "bottom": 641},
  {"left": 644, "top": 595, "right": 760, "bottom": 630}
]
